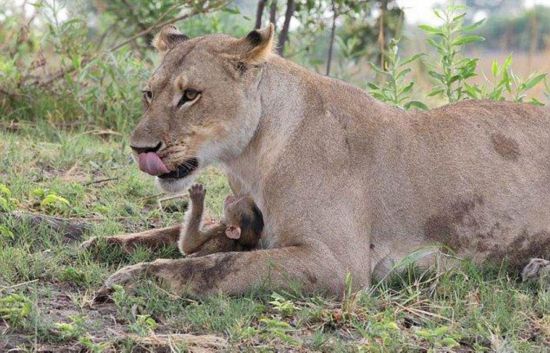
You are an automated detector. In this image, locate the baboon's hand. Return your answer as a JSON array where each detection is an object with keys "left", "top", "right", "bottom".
[{"left": 188, "top": 184, "right": 206, "bottom": 204}]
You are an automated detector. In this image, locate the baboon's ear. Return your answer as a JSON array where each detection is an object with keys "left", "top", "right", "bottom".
[
  {"left": 152, "top": 25, "right": 189, "bottom": 54},
  {"left": 225, "top": 225, "right": 242, "bottom": 240},
  {"left": 236, "top": 23, "right": 275, "bottom": 64}
]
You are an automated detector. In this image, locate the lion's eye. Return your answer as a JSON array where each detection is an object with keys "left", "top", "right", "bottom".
[{"left": 177, "top": 89, "right": 201, "bottom": 108}]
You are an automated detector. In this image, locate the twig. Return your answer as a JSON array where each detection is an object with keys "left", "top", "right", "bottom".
[
  {"left": 157, "top": 193, "right": 188, "bottom": 211},
  {"left": 1, "top": 211, "right": 92, "bottom": 241},
  {"left": 84, "top": 177, "right": 119, "bottom": 186},
  {"left": 0, "top": 279, "right": 39, "bottom": 293},
  {"left": 394, "top": 302, "right": 451, "bottom": 322}
]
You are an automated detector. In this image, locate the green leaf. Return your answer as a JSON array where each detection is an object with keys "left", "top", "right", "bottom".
[
  {"left": 427, "top": 38, "right": 444, "bottom": 51},
  {"left": 369, "top": 62, "right": 387, "bottom": 75},
  {"left": 400, "top": 53, "right": 426, "bottom": 67},
  {"left": 529, "top": 98, "right": 545, "bottom": 106},
  {"left": 419, "top": 24, "right": 442, "bottom": 34},
  {"left": 452, "top": 35, "right": 484, "bottom": 46},
  {"left": 0, "top": 225, "right": 14, "bottom": 240},
  {"left": 399, "top": 81, "right": 414, "bottom": 96},
  {"left": 0, "top": 197, "right": 12, "bottom": 212},
  {"left": 463, "top": 19, "right": 486, "bottom": 32},
  {"left": 404, "top": 101, "right": 429, "bottom": 111},
  {"left": 0, "top": 184, "right": 11, "bottom": 198},
  {"left": 521, "top": 74, "right": 546, "bottom": 90},
  {"left": 503, "top": 55, "right": 513, "bottom": 69},
  {"left": 41, "top": 194, "right": 70, "bottom": 208},
  {"left": 222, "top": 7, "right": 240, "bottom": 14},
  {"left": 396, "top": 68, "right": 412, "bottom": 81},
  {"left": 366, "top": 82, "right": 380, "bottom": 90},
  {"left": 491, "top": 61, "right": 499, "bottom": 77},
  {"left": 451, "top": 13, "right": 467, "bottom": 23},
  {"left": 428, "top": 88, "right": 445, "bottom": 97},
  {"left": 428, "top": 71, "right": 445, "bottom": 82}
]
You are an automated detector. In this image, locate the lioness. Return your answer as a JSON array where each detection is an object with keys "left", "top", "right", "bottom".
[{"left": 94, "top": 24, "right": 550, "bottom": 297}]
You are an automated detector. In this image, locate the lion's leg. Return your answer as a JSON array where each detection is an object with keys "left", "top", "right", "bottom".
[
  {"left": 82, "top": 225, "right": 181, "bottom": 253},
  {"left": 101, "top": 244, "right": 347, "bottom": 297}
]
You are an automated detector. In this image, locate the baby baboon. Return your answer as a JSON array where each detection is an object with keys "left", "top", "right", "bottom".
[{"left": 179, "top": 184, "right": 264, "bottom": 257}]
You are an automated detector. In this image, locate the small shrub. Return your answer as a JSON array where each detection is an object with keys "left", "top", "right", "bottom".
[
  {"left": 420, "top": 5, "right": 485, "bottom": 103},
  {"left": 465, "top": 55, "right": 547, "bottom": 104},
  {"left": 368, "top": 39, "right": 428, "bottom": 110},
  {"left": 0, "top": 293, "right": 33, "bottom": 326}
]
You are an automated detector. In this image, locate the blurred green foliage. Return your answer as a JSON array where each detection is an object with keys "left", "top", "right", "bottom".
[{"left": 0, "top": 0, "right": 548, "bottom": 135}]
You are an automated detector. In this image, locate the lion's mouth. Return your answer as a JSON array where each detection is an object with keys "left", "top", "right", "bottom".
[{"left": 158, "top": 158, "right": 199, "bottom": 179}]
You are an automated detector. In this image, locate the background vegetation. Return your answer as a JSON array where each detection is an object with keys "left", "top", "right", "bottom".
[{"left": 1, "top": 0, "right": 549, "bottom": 351}]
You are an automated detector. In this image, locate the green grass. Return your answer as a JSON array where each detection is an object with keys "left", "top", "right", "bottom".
[{"left": 1, "top": 127, "right": 549, "bottom": 352}]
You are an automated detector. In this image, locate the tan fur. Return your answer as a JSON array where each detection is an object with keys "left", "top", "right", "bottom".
[{"left": 94, "top": 25, "right": 550, "bottom": 298}]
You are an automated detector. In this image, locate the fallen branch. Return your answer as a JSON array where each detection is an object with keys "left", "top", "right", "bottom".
[
  {"left": 123, "top": 333, "right": 227, "bottom": 352},
  {"left": 0, "top": 279, "right": 39, "bottom": 293},
  {"left": 1, "top": 211, "right": 92, "bottom": 241},
  {"left": 83, "top": 177, "right": 119, "bottom": 186}
]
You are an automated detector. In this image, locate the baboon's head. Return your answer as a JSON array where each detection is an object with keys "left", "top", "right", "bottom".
[
  {"left": 130, "top": 24, "right": 275, "bottom": 193},
  {"left": 223, "top": 195, "right": 264, "bottom": 248}
]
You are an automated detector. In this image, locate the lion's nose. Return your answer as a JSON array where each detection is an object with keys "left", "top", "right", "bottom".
[{"left": 130, "top": 141, "right": 163, "bottom": 154}]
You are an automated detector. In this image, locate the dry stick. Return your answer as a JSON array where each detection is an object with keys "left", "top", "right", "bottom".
[
  {"left": 34, "top": 0, "right": 229, "bottom": 88},
  {"left": 0, "top": 279, "right": 39, "bottom": 293},
  {"left": 255, "top": 0, "right": 267, "bottom": 29},
  {"left": 269, "top": 0, "right": 278, "bottom": 30},
  {"left": 83, "top": 177, "right": 119, "bottom": 186},
  {"left": 394, "top": 302, "right": 451, "bottom": 322},
  {"left": 277, "top": 0, "right": 295, "bottom": 56},
  {"left": 157, "top": 193, "right": 188, "bottom": 211},
  {"left": 325, "top": 0, "right": 337, "bottom": 76},
  {"left": 377, "top": 0, "right": 388, "bottom": 70}
]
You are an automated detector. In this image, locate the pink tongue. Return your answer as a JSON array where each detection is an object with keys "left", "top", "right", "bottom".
[{"left": 137, "top": 153, "right": 170, "bottom": 176}]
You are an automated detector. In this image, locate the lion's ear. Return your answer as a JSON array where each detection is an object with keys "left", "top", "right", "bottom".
[
  {"left": 237, "top": 24, "right": 275, "bottom": 64},
  {"left": 152, "top": 25, "right": 189, "bottom": 54}
]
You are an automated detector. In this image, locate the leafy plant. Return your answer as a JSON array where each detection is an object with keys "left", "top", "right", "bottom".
[
  {"left": 415, "top": 325, "right": 461, "bottom": 351},
  {"left": 465, "top": 55, "right": 546, "bottom": 104},
  {"left": 128, "top": 314, "right": 158, "bottom": 336},
  {"left": 31, "top": 188, "right": 72, "bottom": 214},
  {"left": 259, "top": 317, "right": 300, "bottom": 345},
  {"left": 0, "top": 293, "right": 32, "bottom": 326},
  {"left": 269, "top": 292, "right": 298, "bottom": 317},
  {"left": 420, "top": 5, "right": 485, "bottom": 103},
  {"left": 0, "top": 225, "right": 15, "bottom": 241},
  {"left": 53, "top": 315, "right": 87, "bottom": 341},
  {"left": 78, "top": 336, "right": 111, "bottom": 353},
  {"left": 0, "top": 183, "right": 16, "bottom": 212},
  {"left": 367, "top": 39, "right": 427, "bottom": 110}
]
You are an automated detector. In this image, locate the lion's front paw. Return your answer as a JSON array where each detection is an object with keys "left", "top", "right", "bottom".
[
  {"left": 522, "top": 258, "right": 550, "bottom": 282},
  {"left": 104, "top": 262, "right": 149, "bottom": 289},
  {"left": 94, "top": 262, "right": 149, "bottom": 303}
]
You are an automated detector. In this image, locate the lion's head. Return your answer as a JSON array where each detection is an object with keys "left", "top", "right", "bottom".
[{"left": 130, "top": 24, "right": 275, "bottom": 193}]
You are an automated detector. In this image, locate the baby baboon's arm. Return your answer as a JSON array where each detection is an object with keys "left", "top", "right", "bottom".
[{"left": 179, "top": 184, "right": 219, "bottom": 255}]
